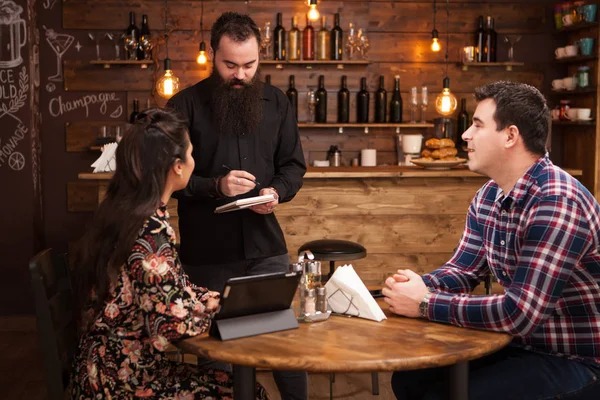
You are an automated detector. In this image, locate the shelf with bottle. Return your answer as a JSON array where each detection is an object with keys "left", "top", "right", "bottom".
[
  {"left": 459, "top": 61, "right": 525, "bottom": 71},
  {"left": 297, "top": 123, "right": 433, "bottom": 134},
  {"left": 260, "top": 60, "right": 370, "bottom": 69},
  {"left": 555, "top": 54, "right": 598, "bottom": 63},
  {"left": 552, "top": 120, "right": 596, "bottom": 126},
  {"left": 550, "top": 86, "right": 597, "bottom": 95},
  {"left": 556, "top": 21, "right": 598, "bottom": 33},
  {"left": 89, "top": 60, "right": 154, "bottom": 69}
]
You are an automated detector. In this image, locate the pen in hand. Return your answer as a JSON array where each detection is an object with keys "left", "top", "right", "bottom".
[{"left": 222, "top": 164, "right": 261, "bottom": 186}]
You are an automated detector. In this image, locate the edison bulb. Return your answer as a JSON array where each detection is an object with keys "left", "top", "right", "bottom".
[
  {"left": 197, "top": 51, "right": 207, "bottom": 64},
  {"left": 308, "top": 5, "right": 320, "bottom": 21},
  {"left": 431, "top": 38, "right": 441, "bottom": 52},
  {"left": 156, "top": 65, "right": 180, "bottom": 98},
  {"left": 435, "top": 88, "right": 458, "bottom": 116}
]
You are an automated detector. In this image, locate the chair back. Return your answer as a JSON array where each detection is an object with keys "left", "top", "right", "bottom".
[{"left": 29, "top": 249, "right": 77, "bottom": 400}]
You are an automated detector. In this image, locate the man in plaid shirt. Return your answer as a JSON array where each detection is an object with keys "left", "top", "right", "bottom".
[{"left": 384, "top": 81, "right": 600, "bottom": 399}]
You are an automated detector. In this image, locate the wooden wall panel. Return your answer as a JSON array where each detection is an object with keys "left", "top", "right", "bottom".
[
  {"left": 66, "top": 121, "right": 124, "bottom": 152},
  {"left": 67, "top": 182, "right": 100, "bottom": 212}
]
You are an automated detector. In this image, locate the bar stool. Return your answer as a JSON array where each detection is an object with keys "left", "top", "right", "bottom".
[
  {"left": 297, "top": 239, "right": 367, "bottom": 281},
  {"left": 297, "top": 239, "right": 378, "bottom": 397}
]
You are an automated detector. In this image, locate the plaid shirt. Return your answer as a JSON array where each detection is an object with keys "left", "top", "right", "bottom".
[{"left": 423, "top": 154, "right": 600, "bottom": 365}]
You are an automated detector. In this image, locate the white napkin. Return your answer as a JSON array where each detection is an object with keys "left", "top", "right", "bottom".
[
  {"left": 324, "top": 264, "right": 386, "bottom": 322},
  {"left": 91, "top": 142, "right": 118, "bottom": 173}
]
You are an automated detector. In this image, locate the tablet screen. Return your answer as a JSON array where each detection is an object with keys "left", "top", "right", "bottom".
[{"left": 214, "top": 272, "right": 301, "bottom": 320}]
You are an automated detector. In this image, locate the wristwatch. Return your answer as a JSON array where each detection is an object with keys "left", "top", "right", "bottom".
[{"left": 418, "top": 292, "right": 433, "bottom": 318}]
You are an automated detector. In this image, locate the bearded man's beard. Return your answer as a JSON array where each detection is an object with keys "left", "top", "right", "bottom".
[{"left": 210, "top": 68, "right": 263, "bottom": 136}]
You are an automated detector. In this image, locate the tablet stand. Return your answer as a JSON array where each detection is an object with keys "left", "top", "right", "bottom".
[{"left": 210, "top": 308, "right": 298, "bottom": 341}]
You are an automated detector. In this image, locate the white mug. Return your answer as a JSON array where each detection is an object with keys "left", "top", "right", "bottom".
[
  {"left": 562, "top": 14, "right": 573, "bottom": 26},
  {"left": 566, "top": 107, "right": 579, "bottom": 120},
  {"left": 551, "top": 108, "right": 560, "bottom": 120},
  {"left": 552, "top": 79, "right": 564, "bottom": 90},
  {"left": 565, "top": 45, "right": 578, "bottom": 57},
  {"left": 563, "top": 76, "right": 576, "bottom": 90},
  {"left": 577, "top": 108, "right": 592, "bottom": 120},
  {"left": 555, "top": 47, "right": 567, "bottom": 58},
  {"left": 401, "top": 134, "right": 424, "bottom": 154}
]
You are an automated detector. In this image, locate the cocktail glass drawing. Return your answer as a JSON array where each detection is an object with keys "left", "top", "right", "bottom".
[
  {"left": 46, "top": 27, "right": 74, "bottom": 82},
  {"left": 504, "top": 35, "right": 522, "bottom": 62}
]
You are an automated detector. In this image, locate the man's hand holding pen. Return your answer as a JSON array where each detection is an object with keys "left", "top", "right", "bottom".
[{"left": 218, "top": 168, "right": 258, "bottom": 197}]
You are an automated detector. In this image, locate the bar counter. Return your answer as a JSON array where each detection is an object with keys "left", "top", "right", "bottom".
[{"left": 74, "top": 166, "right": 582, "bottom": 289}]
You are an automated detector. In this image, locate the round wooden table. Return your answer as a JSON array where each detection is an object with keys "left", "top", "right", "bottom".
[{"left": 177, "top": 303, "right": 512, "bottom": 400}]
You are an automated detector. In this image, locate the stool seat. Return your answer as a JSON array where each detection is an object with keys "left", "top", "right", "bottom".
[{"left": 298, "top": 239, "right": 367, "bottom": 261}]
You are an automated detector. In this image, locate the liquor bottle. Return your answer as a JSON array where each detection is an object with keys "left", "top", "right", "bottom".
[
  {"left": 274, "top": 12, "right": 286, "bottom": 60},
  {"left": 475, "top": 16, "right": 485, "bottom": 62},
  {"left": 356, "top": 77, "right": 370, "bottom": 123},
  {"left": 129, "top": 99, "right": 140, "bottom": 123},
  {"left": 315, "top": 75, "right": 327, "bottom": 123},
  {"left": 374, "top": 76, "right": 387, "bottom": 123},
  {"left": 265, "top": 74, "right": 271, "bottom": 85},
  {"left": 138, "top": 14, "right": 150, "bottom": 60},
  {"left": 302, "top": 16, "right": 315, "bottom": 60},
  {"left": 457, "top": 98, "right": 469, "bottom": 153},
  {"left": 289, "top": 16, "right": 301, "bottom": 60},
  {"left": 389, "top": 75, "right": 403, "bottom": 123},
  {"left": 126, "top": 12, "right": 140, "bottom": 60},
  {"left": 330, "top": 13, "right": 343, "bottom": 61},
  {"left": 337, "top": 75, "right": 350, "bottom": 123},
  {"left": 316, "top": 16, "right": 330, "bottom": 60},
  {"left": 286, "top": 75, "right": 299, "bottom": 120},
  {"left": 484, "top": 16, "right": 497, "bottom": 62}
]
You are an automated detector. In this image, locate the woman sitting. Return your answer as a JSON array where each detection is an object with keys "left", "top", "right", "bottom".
[{"left": 69, "top": 108, "right": 269, "bottom": 399}]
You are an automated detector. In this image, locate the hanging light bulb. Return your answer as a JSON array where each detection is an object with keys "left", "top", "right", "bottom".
[
  {"left": 431, "top": 29, "right": 441, "bottom": 52},
  {"left": 307, "top": 0, "right": 320, "bottom": 22},
  {"left": 156, "top": 58, "right": 180, "bottom": 98},
  {"left": 197, "top": 41, "right": 208, "bottom": 64},
  {"left": 435, "top": 77, "right": 457, "bottom": 116}
]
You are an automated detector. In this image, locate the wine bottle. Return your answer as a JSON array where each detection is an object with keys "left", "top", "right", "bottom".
[
  {"left": 457, "top": 98, "right": 469, "bottom": 153},
  {"left": 475, "top": 16, "right": 485, "bottom": 63},
  {"left": 138, "top": 14, "right": 150, "bottom": 60},
  {"left": 274, "top": 12, "right": 286, "bottom": 60},
  {"left": 126, "top": 11, "right": 140, "bottom": 60},
  {"left": 316, "top": 16, "right": 330, "bottom": 60},
  {"left": 302, "top": 16, "right": 315, "bottom": 60},
  {"left": 265, "top": 74, "right": 271, "bottom": 85},
  {"left": 289, "top": 16, "right": 301, "bottom": 60},
  {"left": 485, "top": 16, "right": 497, "bottom": 62},
  {"left": 356, "top": 77, "right": 370, "bottom": 123},
  {"left": 374, "top": 76, "right": 387, "bottom": 123},
  {"left": 330, "top": 13, "right": 343, "bottom": 61},
  {"left": 130, "top": 98, "right": 140, "bottom": 123},
  {"left": 286, "top": 75, "right": 299, "bottom": 120},
  {"left": 315, "top": 75, "right": 327, "bottom": 123},
  {"left": 337, "top": 75, "right": 350, "bottom": 123},
  {"left": 389, "top": 75, "right": 403, "bottom": 123}
]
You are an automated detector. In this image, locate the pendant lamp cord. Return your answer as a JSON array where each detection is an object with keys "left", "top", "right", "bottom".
[
  {"left": 444, "top": 0, "right": 449, "bottom": 77},
  {"left": 164, "top": 0, "right": 169, "bottom": 59}
]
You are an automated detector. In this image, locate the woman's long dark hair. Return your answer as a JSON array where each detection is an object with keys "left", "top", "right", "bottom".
[{"left": 72, "top": 107, "right": 190, "bottom": 329}]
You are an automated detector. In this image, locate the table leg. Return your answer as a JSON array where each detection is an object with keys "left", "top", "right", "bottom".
[
  {"left": 233, "top": 365, "right": 256, "bottom": 400},
  {"left": 448, "top": 361, "right": 468, "bottom": 400}
]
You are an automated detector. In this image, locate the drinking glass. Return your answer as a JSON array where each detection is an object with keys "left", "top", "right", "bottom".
[
  {"left": 306, "top": 87, "right": 316, "bottom": 123},
  {"left": 124, "top": 33, "right": 138, "bottom": 60},
  {"left": 139, "top": 35, "right": 153, "bottom": 60},
  {"left": 503, "top": 35, "right": 521, "bottom": 62},
  {"left": 346, "top": 22, "right": 357, "bottom": 59},
  {"left": 260, "top": 22, "right": 272, "bottom": 59}
]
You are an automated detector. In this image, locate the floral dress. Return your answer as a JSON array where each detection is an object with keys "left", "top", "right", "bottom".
[{"left": 69, "top": 206, "right": 269, "bottom": 399}]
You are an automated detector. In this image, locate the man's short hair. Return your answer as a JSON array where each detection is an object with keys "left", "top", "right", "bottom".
[
  {"left": 210, "top": 12, "right": 261, "bottom": 54},
  {"left": 475, "top": 81, "right": 549, "bottom": 156}
]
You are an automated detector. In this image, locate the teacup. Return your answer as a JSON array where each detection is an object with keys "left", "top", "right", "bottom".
[
  {"left": 565, "top": 45, "right": 578, "bottom": 57},
  {"left": 577, "top": 108, "right": 592, "bottom": 120},
  {"left": 582, "top": 4, "right": 597, "bottom": 22},
  {"left": 566, "top": 108, "right": 579, "bottom": 120},
  {"left": 555, "top": 47, "right": 567, "bottom": 58},
  {"left": 552, "top": 108, "right": 560, "bottom": 120},
  {"left": 552, "top": 79, "right": 564, "bottom": 90},
  {"left": 562, "top": 14, "right": 574, "bottom": 26},
  {"left": 563, "top": 76, "right": 576, "bottom": 90},
  {"left": 577, "top": 38, "right": 594, "bottom": 56}
]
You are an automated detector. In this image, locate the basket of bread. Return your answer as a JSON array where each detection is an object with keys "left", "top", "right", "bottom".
[{"left": 410, "top": 138, "right": 467, "bottom": 169}]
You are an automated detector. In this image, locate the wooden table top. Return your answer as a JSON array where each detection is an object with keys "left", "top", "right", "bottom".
[{"left": 177, "top": 301, "right": 512, "bottom": 373}]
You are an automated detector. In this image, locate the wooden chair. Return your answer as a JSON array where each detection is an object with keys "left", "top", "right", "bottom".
[{"left": 29, "top": 249, "right": 77, "bottom": 400}]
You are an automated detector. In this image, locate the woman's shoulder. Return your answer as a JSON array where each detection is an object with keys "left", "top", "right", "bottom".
[{"left": 137, "top": 206, "right": 177, "bottom": 246}]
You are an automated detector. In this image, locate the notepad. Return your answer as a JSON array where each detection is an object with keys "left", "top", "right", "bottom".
[{"left": 214, "top": 194, "right": 276, "bottom": 214}]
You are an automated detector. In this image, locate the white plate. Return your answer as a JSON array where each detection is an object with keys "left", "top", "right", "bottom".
[{"left": 410, "top": 158, "right": 468, "bottom": 170}]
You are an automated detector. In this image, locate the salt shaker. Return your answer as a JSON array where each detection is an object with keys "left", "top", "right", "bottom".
[
  {"left": 316, "top": 286, "right": 328, "bottom": 313},
  {"left": 304, "top": 288, "right": 316, "bottom": 316}
]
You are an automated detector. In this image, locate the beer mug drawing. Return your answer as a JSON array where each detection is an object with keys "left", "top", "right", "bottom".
[{"left": 0, "top": 0, "right": 27, "bottom": 68}]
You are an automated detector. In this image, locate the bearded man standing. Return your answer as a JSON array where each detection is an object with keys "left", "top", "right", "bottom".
[{"left": 167, "top": 11, "right": 307, "bottom": 400}]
